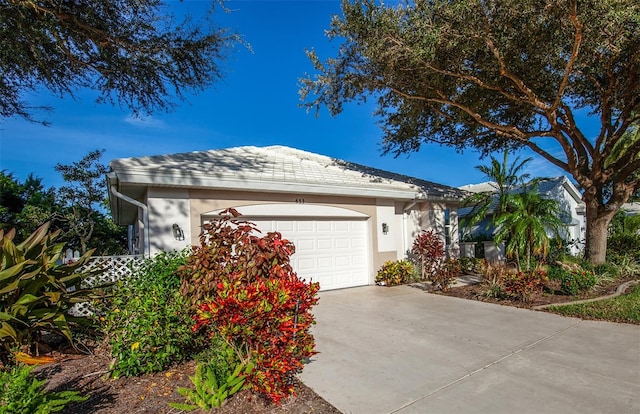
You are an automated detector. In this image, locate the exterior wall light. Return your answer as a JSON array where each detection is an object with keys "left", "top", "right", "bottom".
[
  {"left": 382, "top": 223, "right": 389, "bottom": 235},
  {"left": 172, "top": 223, "right": 185, "bottom": 241}
]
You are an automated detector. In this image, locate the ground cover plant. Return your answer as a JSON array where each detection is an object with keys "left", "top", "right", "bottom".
[
  {"left": 0, "top": 364, "right": 88, "bottom": 413},
  {"left": 437, "top": 250, "right": 639, "bottom": 319},
  {"left": 545, "top": 284, "right": 640, "bottom": 324}
]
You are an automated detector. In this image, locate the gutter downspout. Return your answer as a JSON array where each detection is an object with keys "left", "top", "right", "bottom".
[{"left": 109, "top": 185, "right": 150, "bottom": 257}]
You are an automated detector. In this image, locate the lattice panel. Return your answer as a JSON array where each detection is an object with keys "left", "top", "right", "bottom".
[
  {"left": 69, "top": 255, "right": 144, "bottom": 317},
  {"left": 81, "top": 255, "right": 144, "bottom": 287}
]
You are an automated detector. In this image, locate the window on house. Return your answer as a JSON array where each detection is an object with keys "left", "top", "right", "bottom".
[{"left": 444, "top": 208, "right": 451, "bottom": 246}]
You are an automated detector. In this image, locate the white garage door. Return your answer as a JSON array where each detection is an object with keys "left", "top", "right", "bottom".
[{"left": 249, "top": 218, "right": 370, "bottom": 291}]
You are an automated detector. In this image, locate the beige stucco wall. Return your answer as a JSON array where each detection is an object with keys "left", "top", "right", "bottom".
[{"left": 139, "top": 187, "right": 460, "bottom": 284}]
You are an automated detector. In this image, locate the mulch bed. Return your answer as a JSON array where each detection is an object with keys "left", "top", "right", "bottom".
[
  {"left": 33, "top": 345, "right": 340, "bottom": 414},
  {"left": 431, "top": 275, "right": 639, "bottom": 310}
]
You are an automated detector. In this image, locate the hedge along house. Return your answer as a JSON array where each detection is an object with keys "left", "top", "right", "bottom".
[{"left": 107, "top": 145, "right": 467, "bottom": 291}]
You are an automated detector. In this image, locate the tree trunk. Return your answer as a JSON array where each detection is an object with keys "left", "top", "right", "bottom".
[{"left": 583, "top": 196, "right": 617, "bottom": 265}]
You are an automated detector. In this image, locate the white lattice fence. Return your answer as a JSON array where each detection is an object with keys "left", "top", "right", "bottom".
[
  {"left": 69, "top": 255, "right": 144, "bottom": 317},
  {"left": 80, "top": 255, "right": 145, "bottom": 287}
]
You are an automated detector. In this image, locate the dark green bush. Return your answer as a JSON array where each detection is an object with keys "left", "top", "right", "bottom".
[
  {"left": 545, "top": 236, "right": 573, "bottom": 264},
  {"left": 194, "top": 335, "right": 241, "bottom": 382},
  {"left": 459, "top": 257, "right": 484, "bottom": 274},
  {"left": 0, "top": 364, "right": 88, "bottom": 413},
  {"left": 103, "top": 250, "right": 196, "bottom": 378},
  {"left": 376, "top": 260, "right": 416, "bottom": 286},
  {"left": 607, "top": 233, "right": 640, "bottom": 264},
  {"left": 549, "top": 265, "right": 597, "bottom": 296}
]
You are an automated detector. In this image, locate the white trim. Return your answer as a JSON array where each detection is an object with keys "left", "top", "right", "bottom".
[{"left": 203, "top": 203, "right": 370, "bottom": 219}]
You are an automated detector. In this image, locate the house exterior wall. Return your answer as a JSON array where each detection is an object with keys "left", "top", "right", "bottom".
[
  {"left": 126, "top": 187, "right": 460, "bottom": 286},
  {"left": 146, "top": 188, "right": 192, "bottom": 255},
  {"left": 404, "top": 201, "right": 460, "bottom": 258},
  {"left": 550, "top": 184, "right": 586, "bottom": 254}
]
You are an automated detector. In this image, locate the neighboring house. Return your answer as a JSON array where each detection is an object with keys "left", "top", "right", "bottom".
[
  {"left": 107, "top": 145, "right": 467, "bottom": 291},
  {"left": 458, "top": 176, "right": 586, "bottom": 255},
  {"left": 622, "top": 202, "right": 640, "bottom": 217}
]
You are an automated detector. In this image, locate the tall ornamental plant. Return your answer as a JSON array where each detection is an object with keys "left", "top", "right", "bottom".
[
  {"left": 182, "top": 209, "right": 320, "bottom": 404},
  {"left": 0, "top": 222, "right": 104, "bottom": 363}
]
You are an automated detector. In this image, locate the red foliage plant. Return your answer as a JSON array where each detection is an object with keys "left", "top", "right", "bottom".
[
  {"left": 411, "top": 230, "right": 445, "bottom": 280},
  {"left": 184, "top": 209, "right": 320, "bottom": 404},
  {"left": 502, "top": 268, "right": 548, "bottom": 301}
]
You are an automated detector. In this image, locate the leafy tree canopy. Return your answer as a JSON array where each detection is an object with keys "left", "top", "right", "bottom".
[
  {"left": 0, "top": 171, "right": 56, "bottom": 239},
  {"left": 1, "top": 0, "right": 236, "bottom": 122},
  {"left": 301, "top": 0, "right": 639, "bottom": 264}
]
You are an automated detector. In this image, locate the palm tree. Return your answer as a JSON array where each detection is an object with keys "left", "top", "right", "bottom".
[
  {"left": 461, "top": 151, "right": 532, "bottom": 235},
  {"left": 494, "top": 184, "right": 565, "bottom": 271}
]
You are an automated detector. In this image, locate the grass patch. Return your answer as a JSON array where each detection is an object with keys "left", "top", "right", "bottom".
[{"left": 546, "top": 284, "right": 640, "bottom": 324}]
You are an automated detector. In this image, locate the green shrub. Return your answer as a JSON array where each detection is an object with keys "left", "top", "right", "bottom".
[
  {"left": 194, "top": 335, "right": 241, "bottom": 383},
  {"left": 375, "top": 260, "right": 415, "bottom": 286},
  {"left": 0, "top": 364, "right": 88, "bottom": 413},
  {"left": 607, "top": 233, "right": 640, "bottom": 264},
  {"left": 549, "top": 265, "right": 597, "bottom": 296},
  {"left": 189, "top": 210, "right": 319, "bottom": 404},
  {"left": 0, "top": 223, "right": 105, "bottom": 363},
  {"left": 545, "top": 236, "right": 573, "bottom": 264},
  {"left": 458, "top": 257, "right": 484, "bottom": 274},
  {"left": 104, "top": 250, "right": 195, "bottom": 378}
]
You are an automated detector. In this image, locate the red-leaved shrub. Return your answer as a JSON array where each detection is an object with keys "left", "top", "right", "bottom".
[
  {"left": 411, "top": 230, "right": 445, "bottom": 280},
  {"left": 185, "top": 209, "right": 320, "bottom": 403},
  {"left": 502, "top": 267, "right": 548, "bottom": 301}
]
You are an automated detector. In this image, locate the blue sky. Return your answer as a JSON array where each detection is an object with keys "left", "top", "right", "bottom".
[{"left": 0, "top": 0, "right": 570, "bottom": 191}]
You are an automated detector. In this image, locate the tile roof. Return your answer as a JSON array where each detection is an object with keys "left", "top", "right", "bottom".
[{"left": 110, "top": 145, "right": 466, "bottom": 201}]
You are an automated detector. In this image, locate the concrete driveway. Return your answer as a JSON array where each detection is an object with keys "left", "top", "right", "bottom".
[{"left": 300, "top": 286, "right": 640, "bottom": 414}]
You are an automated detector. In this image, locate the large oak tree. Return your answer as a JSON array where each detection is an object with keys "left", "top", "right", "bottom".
[
  {"left": 1, "top": 0, "right": 235, "bottom": 122},
  {"left": 300, "top": 0, "right": 639, "bottom": 264}
]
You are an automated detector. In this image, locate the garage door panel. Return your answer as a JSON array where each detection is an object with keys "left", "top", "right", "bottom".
[
  {"left": 275, "top": 221, "right": 294, "bottom": 232},
  {"left": 295, "top": 221, "right": 314, "bottom": 232},
  {"left": 317, "top": 257, "right": 334, "bottom": 268},
  {"left": 317, "top": 239, "right": 332, "bottom": 250},
  {"left": 296, "top": 239, "right": 315, "bottom": 252},
  {"left": 297, "top": 257, "right": 316, "bottom": 270},
  {"left": 333, "top": 238, "right": 348, "bottom": 249},
  {"left": 247, "top": 217, "right": 369, "bottom": 291},
  {"left": 334, "top": 222, "right": 349, "bottom": 232},
  {"left": 334, "top": 256, "right": 351, "bottom": 266}
]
